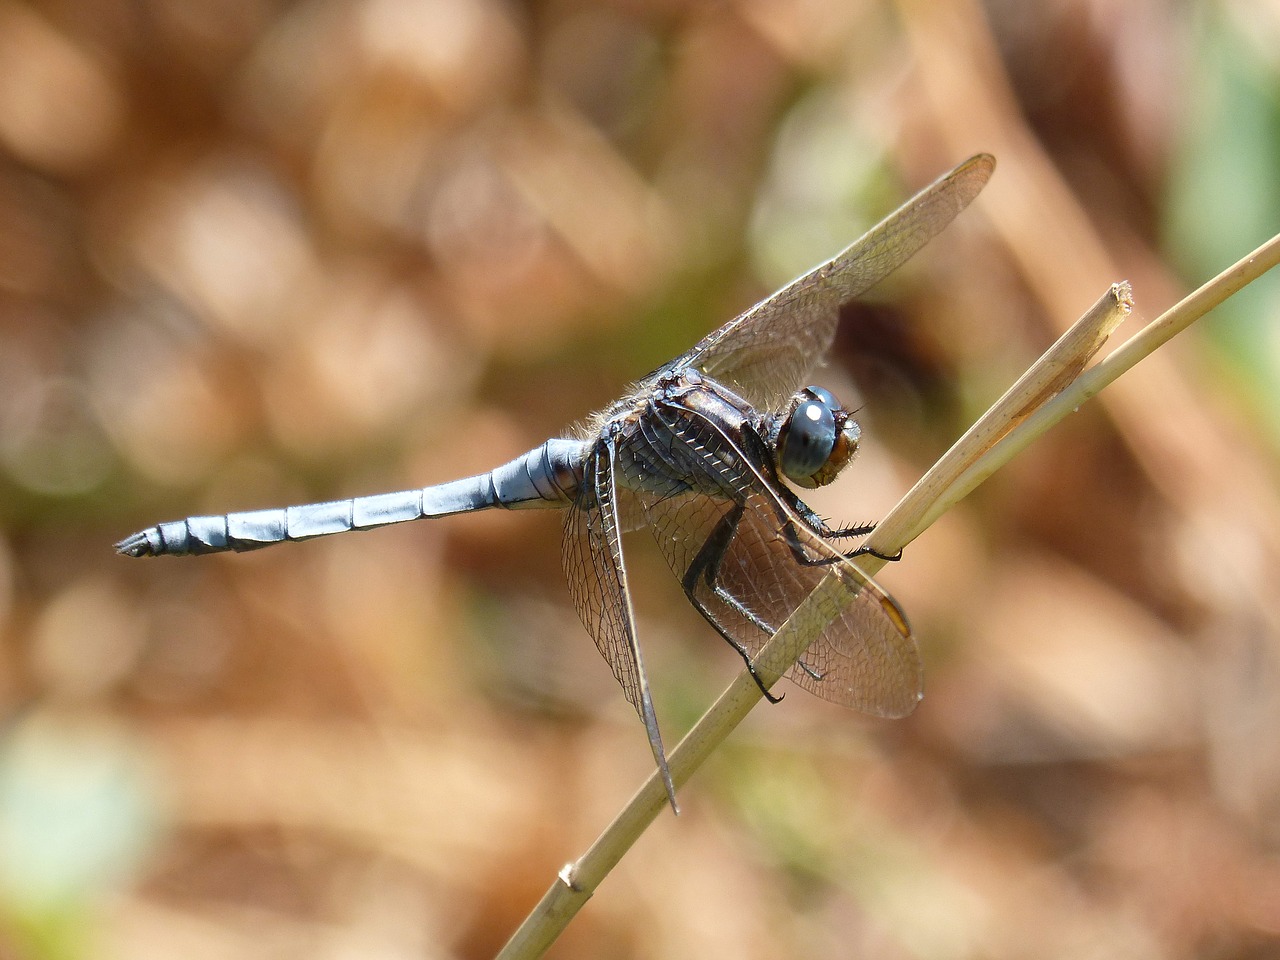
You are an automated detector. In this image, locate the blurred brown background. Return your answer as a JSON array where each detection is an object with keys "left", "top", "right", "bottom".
[{"left": 2, "top": 0, "right": 1280, "bottom": 957}]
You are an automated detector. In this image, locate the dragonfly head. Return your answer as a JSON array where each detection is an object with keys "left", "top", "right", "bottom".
[{"left": 775, "top": 385, "right": 861, "bottom": 489}]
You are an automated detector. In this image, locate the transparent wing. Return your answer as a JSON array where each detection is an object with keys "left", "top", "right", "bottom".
[
  {"left": 682, "top": 154, "right": 994, "bottom": 412},
  {"left": 630, "top": 405, "right": 921, "bottom": 716},
  {"left": 562, "top": 439, "right": 678, "bottom": 809}
]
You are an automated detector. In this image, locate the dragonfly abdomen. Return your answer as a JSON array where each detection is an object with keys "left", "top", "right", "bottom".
[
  {"left": 116, "top": 438, "right": 588, "bottom": 557},
  {"left": 115, "top": 482, "right": 487, "bottom": 557}
]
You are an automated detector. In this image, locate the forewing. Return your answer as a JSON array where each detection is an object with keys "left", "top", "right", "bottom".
[
  {"left": 562, "top": 440, "right": 677, "bottom": 807},
  {"left": 631, "top": 407, "right": 921, "bottom": 716},
  {"left": 684, "top": 154, "right": 994, "bottom": 412}
]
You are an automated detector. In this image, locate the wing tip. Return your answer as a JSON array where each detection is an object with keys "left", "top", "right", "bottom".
[
  {"left": 944, "top": 152, "right": 997, "bottom": 197},
  {"left": 965, "top": 151, "right": 997, "bottom": 171}
]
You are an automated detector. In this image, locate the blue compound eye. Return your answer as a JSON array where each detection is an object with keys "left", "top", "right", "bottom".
[
  {"left": 806, "top": 385, "right": 839, "bottom": 410},
  {"left": 779, "top": 393, "right": 837, "bottom": 483}
]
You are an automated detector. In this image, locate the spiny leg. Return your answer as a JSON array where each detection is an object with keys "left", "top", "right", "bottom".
[
  {"left": 681, "top": 502, "right": 786, "bottom": 704},
  {"left": 778, "top": 490, "right": 902, "bottom": 564},
  {"left": 787, "top": 497, "right": 904, "bottom": 562}
]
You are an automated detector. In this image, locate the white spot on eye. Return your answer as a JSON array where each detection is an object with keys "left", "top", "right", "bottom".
[{"left": 804, "top": 404, "right": 822, "bottom": 422}]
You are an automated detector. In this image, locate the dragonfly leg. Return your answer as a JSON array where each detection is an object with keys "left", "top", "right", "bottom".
[
  {"left": 682, "top": 506, "right": 836, "bottom": 701},
  {"left": 777, "top": 520, "right": 905, "bottom": 567},
  {"left": 827, "top": 521, "right": 878, "bottom": 539},
  {"left": 762, "top": 498, "right": 907, "bottom": 680},
  {"left": 762, "top": 488, "right": 852, "bottom": 568},
  {"left": 778, "top": 491, "right": 903, "bottom": 565},
  {"left": 792, "top": 504, "right": 903, "bottom": 562},
  {"left": 798, "top": 505, "right": 877, "bottom": 541},
  {"left": 681, "top": 503, "right": 785, "bottom": 704},
  {"left": 795, "top": 659, "right": 826, "bottom": 682},
  {"left": 849, "top": 543, "right": 904, "bottom": 562},
  {"left": 775, "top": 515, "right": 844, "bottom": 568},
  {"left": 780, "top": 490, "right": 877, "bottom": 541}
]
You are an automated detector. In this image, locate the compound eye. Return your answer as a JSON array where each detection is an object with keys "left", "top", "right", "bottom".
[
  {"left": 806, "top": 385, "right": 840, "bottom": 410},
  {"left": 779, "top": 393, "right": 837, "bottom": 484}
]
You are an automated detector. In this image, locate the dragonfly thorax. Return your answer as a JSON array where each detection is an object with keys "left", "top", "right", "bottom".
[{"left": 773, "top": 385, "right": 860, "bottom": 489}]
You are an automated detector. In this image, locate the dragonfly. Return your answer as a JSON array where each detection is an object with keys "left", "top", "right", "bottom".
[{"left": 118, "top": 153, "right": 994, "bottom": 812}]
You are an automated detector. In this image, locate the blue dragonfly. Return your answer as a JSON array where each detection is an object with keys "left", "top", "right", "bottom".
[{"left": 119, "top": 154, "right": 994, "bottom": 810}]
